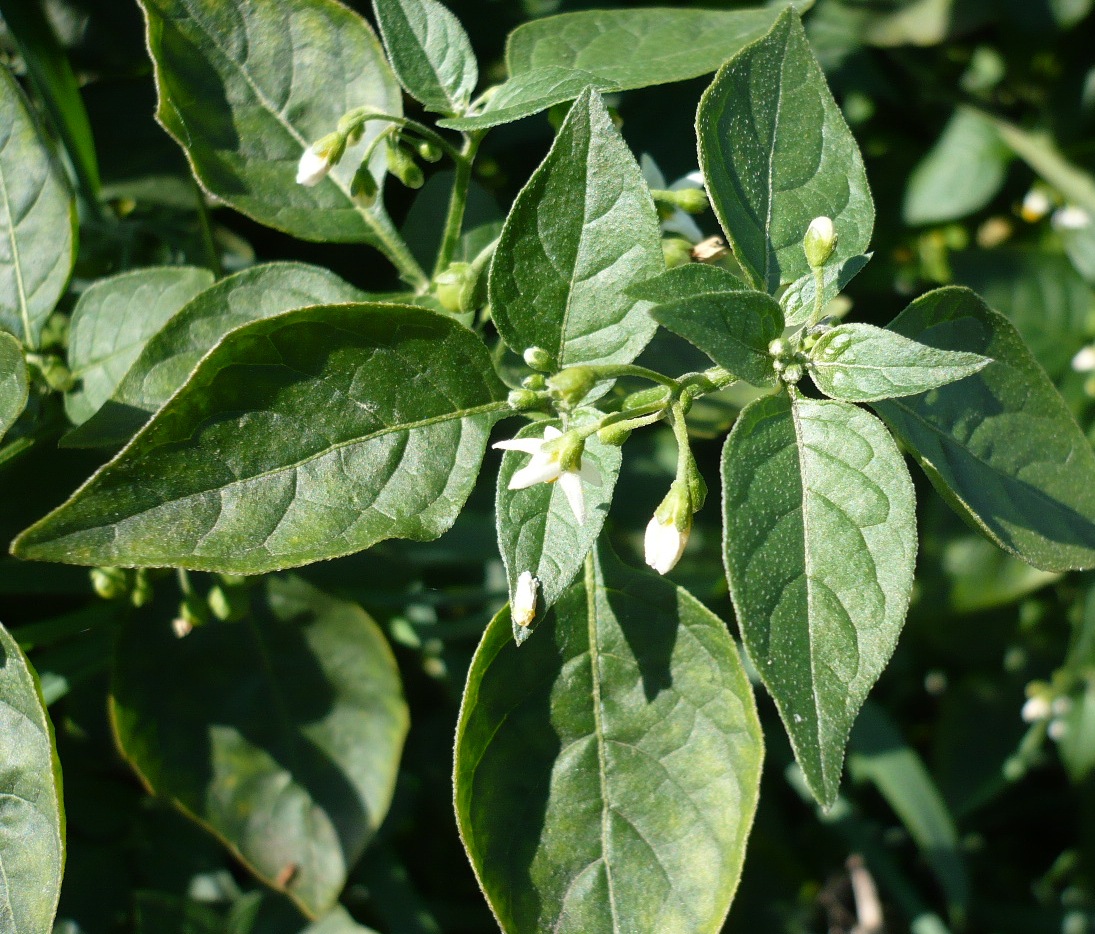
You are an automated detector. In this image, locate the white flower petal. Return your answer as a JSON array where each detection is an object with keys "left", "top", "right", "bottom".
[
  {"left": 1053, "top": 205, "right": 1092, "bottom": 230},
  {"left": 542, "top": 426, "right": 563, "bottom": 440},
  {"left": 296, "top": 146, "right": 332, "bottom": 186},
  {"left": 644, "top": 516, "right": 688, "bottom": 574},
  {"left": 577, "top": 459, "right": 602, "bottom": 488},
  {"left": 493, "top": 438, "right": 545, "bottom": 454},
  {"left": 1071, "top": 345, "right": 1095, "bottom": 373},
  {"left": 510, "top": 457, "right": 561, "bottom": 489},
  {"left": 558, "top": 471, "right": 585, "bottom": 523}
]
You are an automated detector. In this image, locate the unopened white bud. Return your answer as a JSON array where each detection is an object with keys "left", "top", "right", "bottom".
[
  {"left": 1071, "top": 346, "right": 1095, "bottom": 373},
  {"left": 296, "top": 145, "right": 333, "bottom": 187},
  {"left": 512, "top": 571, "right": 539, "bottom": 628},
  {"left": 171, "top": 617, "right": 194, "bottom": 639},
  {"left": 644, "top": 514, "right": 689, "bottom": 575},
  {"left": 804, "top": 216, "right": 837, "bottom": 268}
]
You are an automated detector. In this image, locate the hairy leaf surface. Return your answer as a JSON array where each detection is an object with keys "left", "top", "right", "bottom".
[
  {"left": 14, "top": 305, "right": 507, "bottom": 573},
  {"left": 723, "top": 392, "right": 916, "bottom": 806},
  {"left": 697, "top": 9, "right": 873, "bottom": 292},
  {"left": 456, "top": 546, "right": 763, "bottom": 933},
  {"left": 873, "top": 286, "right": 1095, "bottom": 571},
  {"left": 0, "top": 66, "right": 75, "bottom": 348},
  {"left": 64, "top": 266, "right": 214, "bottom": 426},
  {"left": 111, "top": 576, "right": 408, "bottom": 916},
  {"left": 0, "top": 619, "right": 65, "bottom": 933},
  {"left": 0, "top": 330, "right": 27, "bottom": 440},
  {"left": 489, "top": 89, "right": 662, "bottom": 369}
]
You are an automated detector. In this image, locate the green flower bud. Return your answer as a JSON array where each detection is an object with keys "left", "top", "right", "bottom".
[
  {"left": 598, "top": 423, "right": 633, "bottom": 446},
  {"left": 803, "top": 216, "right": 837, "bottom": 268},
  {"left": 130, "top": 569, "right": 153, "bottom": 608},
  {"left": 522, "top": 373, "right": 547, "bottom": 391},
  {"left": 547, "top": 366, "right": 597, "bottom": 406},
  {"left": 782, "top": 362, "right": 804, "bottom": 384},
  {"left": 768, "top": 338, "right": 788, "bottom": 358},
  {"left": 90, "top": 566, "right": 127, "bottom": 601},
  {"left": 416, "top": 140, "right": 443, "bottom": 163},
  {"left": 507, "top": 388, "right": 542, "bottom": 411},
  {"left": 672, "top": 187, "right": 709, "bottom": 214},
  {"left": 434, "top": 262, "right": 475, "bottom": 314},
  {"left": 350, "top": 162, "right": 378, "bottom": 207},
  {"left": 523, "top": 346, "right": 554, "bottom": 372},
  {"left": 662, "top": 237, "right": 694, "bottom": 269},
  {"left": 208, "top": 585, "right": 233, "bottom": 621},
  {"left": 386, "top": 141, "right": 424, "bottom": 189},
  {"left": 623, "top": 385, "right": 671, "bottom": 411}
]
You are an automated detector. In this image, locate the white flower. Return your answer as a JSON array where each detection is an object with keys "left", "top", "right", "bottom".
[
  {"left": 512, "top": 571, "right": 539, "bottom": 628},
  {"left": 1073, "top": 346, "right": 1095, "bottom": 373},
  {"left": 644, "top": 514, "right": 689, "bottom": 575},
  {"left": 1021, "top": 695, "right": 1051, "bottom": 723},
  {"left": 296, "top": 145, "right": 333, "bottom": 186},
  {"left": 492, "top": 426, "right": 600, "bottom": 523},
  {"left": 1020, "top": 188, "right": 1052, "bottom": 223},
  {"left": 1052, "top": 205, "right": 1092, "bottom": 231}
]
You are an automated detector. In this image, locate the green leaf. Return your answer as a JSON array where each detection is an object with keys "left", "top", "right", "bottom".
[
  {"left": 495, "top": 420, "right": 621, "bottom": 636},
  {"left": 440, "top": 4, "right": 804, "bottom": 130},
  {"left": 951, "top": 249, "right": 1095, "bottom": 377},
  {"left": 111, "top": 575, "right": 408, "bottom": 917},
  {"left": 0, "top": 0, "right": 100, "bottom": 202},
  {"left": 779, "top": 253, "right": 870, "bottom": 327},
  {"left": 626, "top": 263, "right": 745, "bottom": 304},
  {"left": 848, "top": 702, "right": 969, "bottom": 920},
  {"left": 489, "top": 89, "right": 663, "bottom": 369},
  {"left": 0, "top": 619, "right": 65, "bottom": 932},
  {"left": 138, "top": 0, "right": 423, "bottom": 282},
  {"left": 62, "top": 262, "right": 369, "bottom": 449},
  {"left": 722, "top": 392, "right": 916, "bottom": 806},
  {"left": 13, "top": 304, "right": 508, "bottom": 573},
  {"left": 903, "top": 107, "right": 1010, "bottom": 226},
  {"left": 133, "top": 892, "right": 224, "bottom": 934},
  {"left": 652, "top": 290, "right": 783, "bottom": 388},
  {"left": 872, "top": 286, "right": 1095, "bottom": 572},
  {"left": 373, "top": 0, "right": 477, "bottom": 116},
  {"left": 64, "top": 266, "right": 214, "bottom": 427},
  {"left": 228, "top": 892, "right": 380, "bottom": 934},
  {"left": 0, "top": 330, "right": 28, "bottom": 440},
  {"left": 0, "top": 65, "right": 76, "bottom": 348},
  {"left": 808, "top": 322, "right": 989, "bottom": 402},
  {"left": 697, "top": 9, "right": 874, "bottom": 292},
  {"left": 455, "top": 545, "right": 763, "bottom": 933}
]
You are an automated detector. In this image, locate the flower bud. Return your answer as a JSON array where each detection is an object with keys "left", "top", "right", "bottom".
[
  {"left": 507, "top": 388, "right": 542, "bottom": 411},
  {"left": 644, "top": 483, "right": 692, "bottom": 575},
  {"left": 434, "top": 262, "right": 474, "bottom": 314},
  {"left": 1020, "top": 188, "right": 1051, "bottom": 223},
  {"left": 597, "top": 423, "right": 632, "bottom": 446},
  {"left": 350, "top": 163, "right": 378, "bottom": 207},
  {"left": 661, "top": 237, "right": 694, "bottom": 269},
  {"left": 90, "top": 566, "right": 127, "bottom": 601},
  {"left": 782, "top": 362, "right": 804, "bottom": 384},
  {"left": 512, "top": 571, "right": 539, "bottom": 628},
  {"left": 672, "top": 187, "right": 709, "bottom": 214},
  {"left": 416, "top": 140, "right": 443, "bottom": 163},
  {"left": 522, "top": 373, "right": 547, "bottom": 391},
  {"left": 523, "top": 346, "right": 554, "bottom": 372},
  {"left": 768, "top": 337, "right": 788, "bottom": 358},
  {"left": 296, "top": 133, "right": 344, "bottom": 186},
  {"left": 386, "top": 142, "right": 424, "bottom": 189},
  {"left": 547, "top": 366, "right": 597, "bottom": 407},
  {"left": 804, "top": 216, "right": 838, "bottom": 268}
]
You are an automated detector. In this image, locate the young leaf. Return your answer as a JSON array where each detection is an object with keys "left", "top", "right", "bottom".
[
  {"left": 697, "top": 9, "right": 874, "bottom": 292},
  {"left": 373, "top": 0, "right": 477, "bottom": 116},
  {"left": 903, "top": 107, "right": 1011, "bottom": 226},
  {"left": 455, "top": 545, "right": 763, "bottom": 933},
  {"left": 0, "top": 65, "right": 76, "bottom": 348},
  {"left": 489, "top": 89, "right": 663, "bottom": 369},
  {"left": 723, "top": 392, "right": 916, "bottom": 807},
  {"left": 872, "top": 286, "right": 1095, "bottom": 572},
  {"left": 495, "top": 420, "right": 621, "bottom": 635},
  {"left": 0, "top": 619, "right": 65, "bottom": 932},
  {"left": 138, "top": 0, "right": 420, "bottom": 279},
  {"left": 808, "top": 322, "right": 989, "bottom": 402},
  {"left": 626, "top": 263, "right": 745, "bottom": 304},
  {"left": 0, "top": 330, "right": 28, "bottom": 440},
  {"left": 13, "top": 305, "right": 508, "bottom": 573},
  {"left": 780, "top": 253, "right": 870, "bottom": 327},
  {"left": 440, "top": 4, "right": 802, "bottom": 131},
  {"left": 64, "top": 266, "right": 214, "bottom": 426},
  {"left": 63, "top": 262, "right": 369, "bottom": 449},
  {"left": 111, "top": 576, "right": 408, "bottom": 917},
  {"left": 651, "top": 290, "right": 783, "bottom": 388}
]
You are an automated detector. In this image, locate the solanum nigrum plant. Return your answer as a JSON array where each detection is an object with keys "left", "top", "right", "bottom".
[{"left": 3, "top": 0, "right": 1095, "bottom": 931}]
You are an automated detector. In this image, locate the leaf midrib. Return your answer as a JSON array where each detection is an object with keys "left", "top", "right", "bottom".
[{"left": 0, "top": 146, "right": 30, "bottom": 346}]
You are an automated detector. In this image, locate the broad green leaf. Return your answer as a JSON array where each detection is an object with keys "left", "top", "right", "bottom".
[
  {"left": 440, "top": 4, "right": 804, "bottom": 130},
  {"left": 626, "top": 263, "right": 745, "bottom": 304},
  {"left": 495, "top": 419, "right": 621, "bottom": 638},
  {"left": 0, "top": 330, "right": 28, "bottom": 440},
  {"left": 697, "top": 9, "right": 874, "bottom": 292},
  {"left": 64, "top": 266, "right": 214, "bottom": 427},
  {"left": 63, "top": 262, "right": 369, "bottom": 449},
  {"left": 0, "top": 0, "right": 100, "bottom": 201},
  {"left": 723, "top": 392, "right": 916, "bottom": 806},
  {"left": 989, "top": 114, "right": 1095, "bottom": 216},
  {"left": 903, "top": 107, "right": 1010, "bottom": 225},
  {"left": 455, "top": 545, "right": 763, "bottom": 933},
  {"left": 951, "top": 249, "right": 1094, "bottom": 377},
  {"left": 809, "top": 322, "right": 989, "bottom": 402},
  {"left": 138, "top": 0, "right": 423, "bottom": 282},
  {"left": 848, "top": 702, "right": 969, "bottom": 920},
  {"left": 652, "top": 290, "right": 783, "bottom": 388},
  {"left": 373, "top": 0, "right": 477, "bottom": 116},
  {"left": 0, "top": 66, "right": 76, "bottom": 348},
  {"left": 489, "top": 89, "right": 663, "bottom": 369},
  {"left": 873, "top": 286, "right": 1095, "bottom": 572},
  {"left": 111, "top": 576, "right": 408, "bottom": 917},
  {"left": 0, "top": 619, "right": 65, "bottom": 932},
  {"left": 13, "top": 304, "right": 508, "bottom": 573},
  {"left": 780, "top": 253, "right": 870, "bottom": 327}
]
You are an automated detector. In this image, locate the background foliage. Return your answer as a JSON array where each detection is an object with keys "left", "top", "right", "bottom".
[{"left": 3, "top": 0, "right": 1095, "bottom": 932}]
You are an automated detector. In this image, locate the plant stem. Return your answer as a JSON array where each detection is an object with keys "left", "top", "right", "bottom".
[
  {"left": 434, "top": 132, "right": 483, "bottom": 277},
  {"left": 590, "top": 363, "right": 680, "bottom": 390},
  {"left": 807, "top": 264, "right": 826, "bottom": 328},
  {"left": 192, "top": 178, "right": 223, "bottom": 278}
]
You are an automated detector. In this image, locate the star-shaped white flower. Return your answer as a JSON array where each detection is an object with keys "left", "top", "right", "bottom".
[{"left": 493, "top": 426, "right": 600, "bottom": 523}]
